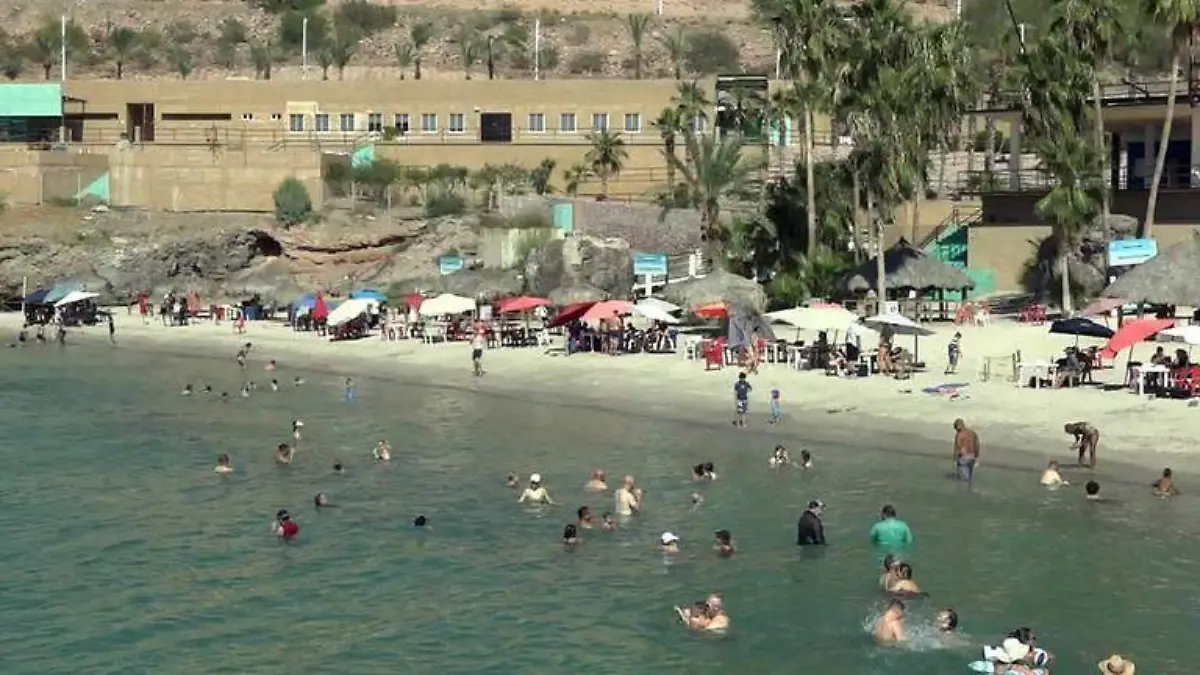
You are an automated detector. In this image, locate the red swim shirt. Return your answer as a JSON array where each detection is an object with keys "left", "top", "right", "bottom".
[{"left": 281, "top": 520, "right": 299, "bottom": 539}]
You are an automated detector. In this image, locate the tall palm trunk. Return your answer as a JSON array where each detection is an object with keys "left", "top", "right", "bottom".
[
  {"left": 1058, "top": 244, "right": 1073, "bottom": 314},
  {"left": 852, "top": 168, "right": 864, "bottom": 264},
  {"left": 869, "top": 190, "right": 885, "bottom": 309},
  {"left": 1143, "top": 53, "right": 1180, "bottom": 238},
  {"left": 1091, "top": 78, "right": 1111, "bottom": 244},
  {"left": 665, "top": 137, "right": 676, "bottom": 194},
  {"left": 910, "top": 177, "right": 922, "bottom": 244},
  {"left": 703, "top": 209, "right": 723, "bottom": 270},
  {"left": 966, "top": 111, "right": 977, "bottom": 173},
  {"left": 937, "top": 144, "right": 948, "bottom": 198},
  {"left": 803, "top": 105, "right": 817, "bottom": 257}
]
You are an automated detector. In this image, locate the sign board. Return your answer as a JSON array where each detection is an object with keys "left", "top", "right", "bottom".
[
  {"left": 1108, "top": 238, "right": 1158, "bottom": 267},
  {"left": 438, "top": 255, "right": 465, "bottom": 275},
  {"left": 551, "top": 202, "right": 574, "bottom": 234},
  {"left": 632, "top": 252, "right": 668, "bottom": 277}
]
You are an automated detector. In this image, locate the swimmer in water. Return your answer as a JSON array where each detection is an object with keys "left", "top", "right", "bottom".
[
  {"left": 373, "top": 440, "right": 392, "bottom": 461},
  {"left": 344, "top": 377, "right": 356, "bottom": 401},
  {"left": 799, "top": 450, "right": 812, "bottom": 469},
  {"left": 888, "top": 563, "right": 923, "bottom": 596},
  {"left": 562, "top": 523, "right": 580, "bottom": 547},
  {"left": 690, "top": 492, "right": 704, "bottom": 511},
  {"left": 293, "top": 377, "right": 305, "bottom": 387},
  {"left": 240, "top": 383, "right": 251, "bottom": 398},
  {"left": 517, "top": 473, "right": 555, "bottom": 505},
  {"left": 1085, "top": 480, "right": 1102, "bottom": 501},
  {"left": 600, "top": 512, "right": 616, "bottom": 531},
  {"left": 333, "top": 461, "right": 344, "bottom": 474},
  {"left": 879, "top": 554, "right": 900, "bottom": 590},
  {"left": 769, "top": 445, "right": 790, "bottom": 468},
  {"left": 692, "top": 462, "right": 717, "bottom": 481},
  {"left": 675, "top": 594, "right": 729, "bottom": 632},
  {"left": 273, "top": 509, "right": 299, "bottom": 539},
  {"left": 266, "top": 359, "right": 277, "bottom": 372},
  {"left": 584, "top": 469, "right": 607, "bottom": 492},
  {"left": 203, "top": 384, "right": 212, "bottom": 394},
  {"left": 270, "top": 379, "right": 279, "bottom": 392},
  {"left": 292, "top": 419, "right": 304, "bottom": 441},
  {"left": 313, "top": 493, "right": 337, "bottom": 508},
  {"left": 505, "top": 473, "right": 520, "bottom": 489},
  {"left": 413, "top": 515, "right": 427, "bottom": 527},
  {"left": 276, "top": 443, "right": 294, "bottom": 465},
  {"left": 872, "top": 599, "right": 907, "bottom": 645},
  {"left": 714, "top": 529, "right": 736, "bottom": 557},
  {"left": 1040, "top": 460, "right": 1067, "bottom": 487},
  {"left": 181, "top": 384, "right": 194, "bottom": 396},
  {"left": 1153, "top": 467, "right": 1179, "bottom": 496},
  {"left": 577, "top": 505, "right": 594, "bottom": 529},
  {"left": 214, "top": 453, "right": 234, "bottom": 474},
  {"left": 614, "top": 475, "right": 643, "bottom": 516},
  {"left": 660, "top": 531, "right": 680, "bottom": 554},
  {"left": 936, "top": 607, "right": 958, "bottom": 633}
]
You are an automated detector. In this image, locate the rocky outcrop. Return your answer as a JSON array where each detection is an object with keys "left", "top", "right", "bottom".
[
  {"left": 1025, "top": 213, "right": 1139, "bottom": 298},
  {"left": 523, "top": 236, "right": 633, "bottom": 299}
]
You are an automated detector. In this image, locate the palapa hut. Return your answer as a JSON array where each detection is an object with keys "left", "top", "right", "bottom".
[
  {"left": 839, "top": 239, "right": 975, "bottom": 297},
  {"left": 548, "top": 284, "right": 607, "bottom": 305},
  {"left": 1102, "top": 234, "right": 1200, "bottom": 306},
  {"left": 663, "top": 269, "right": 767, "bottom": 312}
]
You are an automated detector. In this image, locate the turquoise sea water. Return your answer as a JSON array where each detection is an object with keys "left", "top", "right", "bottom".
[{"left": 1, "top": 343, "right": 1197, "bottom": 674}]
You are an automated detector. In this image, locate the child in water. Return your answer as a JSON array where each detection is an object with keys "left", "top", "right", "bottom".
[
  {"left": 1039, "top": 461, "right": 1066, "bottom": 488},
  {"left": 769, "top": 388, "right": 782, "bottom": 424}
]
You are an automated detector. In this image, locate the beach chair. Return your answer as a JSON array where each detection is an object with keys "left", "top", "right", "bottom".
[{"left": 702, "top": 340, "right": 724, "bottom": 371}]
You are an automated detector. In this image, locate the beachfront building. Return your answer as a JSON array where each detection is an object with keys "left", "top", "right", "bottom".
[{"left": 944, "top": 79, "right": 1200, "bottom": 293}]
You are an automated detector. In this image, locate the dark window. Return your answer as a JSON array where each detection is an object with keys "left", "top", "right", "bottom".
[{"left": 479, "top": 112, "right": 512, "bottom": 143}]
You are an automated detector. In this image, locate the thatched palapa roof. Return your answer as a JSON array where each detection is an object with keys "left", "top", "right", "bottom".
[
  {"left": 663, "top": 269, "right": 767, "bottom": 311},
  {"left": 549, "top": 284, "right": 607, "bottom": 305},
  {"left": 1102, "top": 234, "right": 1200, "bottom": 306},
  {"left": 391, "top": 268, "right": 524, "bottom": 298},
  {"left": 840, "top": 239, "right": 975, "bottom": 294}
]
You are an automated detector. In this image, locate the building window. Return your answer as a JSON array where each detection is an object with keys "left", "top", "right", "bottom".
[
  {"left": 527, "top": 113, "right": 545, "bottom": 133},
  {"left": 339, "top": 113, "right": 355, "bottom": 132},
  {"left": 241, "top": 113, "right": 253, "bottom": 122},
  {"left": 559, "top": 113, "right": 576, "bottom": 133},
  {"left": 288, "top": 114, "right": 305, "bottom": 132},
  {"left": 367, "top": 113, "right": 383, "bottom": 133},
  {"left": 394, "top": 113, "right": 409, "bottom": 134},
  {"left": 591, "top": 113, "right": 608, "bottom": 132},
  {"left": 448, "top": 113, "right": 466, "bottom": 134},
  {"left": 623, "top": 113, "right": 641, "bottom": 133},
  {"left": 314, "top": 114, "right": 329, "bottom": 132},
  {"left": 270, "top": 113, "right": 282, "bottom": 122},
  {"left": 420, "top": 113, "right": 437, "bottom": 133},
  {"left": 693, "top": 115, "right": 706, "bottom": 133}
]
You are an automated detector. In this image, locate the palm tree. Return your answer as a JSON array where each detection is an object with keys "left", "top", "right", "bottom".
[
  {"left": 170, "top": 46, "right": 194, "bottom": 80},
  {"left": 30, "top": 23, "right": 60, "bottom": 80},
  {"left": 626, "top": 13, "right": 652, "bottom": 79},
  {"left": 768, "top": 86, "right": 804, "bottom": 177},
  {"left": 652, "top": 106, "right": 685, "bottom": 195},
  {"left": 326, "top": 24, "right": 360, "bottom": 80},
  {"left": 1034, "top": 125, "right": 1103, "bottom": 314},
  {"left": 394, "top": 41, "right": 414, "bottom": 79},
  {"left": 665, "top": 131, "right": 763, "bottom": 266},
  {"left": 107, "top": 27, "right": 139, "bottom": 80},
  {"left": 563, "top": 163, "right": 590, "bottom": 196},
  {"left": 250, "top": 39, "right": 277, "bottom": 80},
  {"left": 317, "top": 46, "right": 334, "bottom": 80},
  {"left": 1138, "top": 0, "right": 1198, "bottom": 237},
  {"left": 410, "top": 21, "right": 436, "bottom": 80},
  {"left": 672, "top": 80, "right": 711, "bottom": 132},
  {"left": 584, "top": 130, "right": 628, "bottom": 197},
  {"left": 455, "top": 24, "right": 481, "bottom": 79},
  {"left": 658, "top": 27, "right": 686, "bottom": 79}
]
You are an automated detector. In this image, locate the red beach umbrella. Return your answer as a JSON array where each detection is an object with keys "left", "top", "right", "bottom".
[
  {"left": 497, "top": 296, "right": 551, "bottom": 314},
  {"left": 312, "top": 293, "right": 328, "bottom": 321},
  {"left": 548, "top": 301, "right": 597, "bottom": 329},
  {"left": 1100, "top": 318, "right": 1174, "bottom": 360},
  {"left": 403, "top": 293, "right": 423, "bottom": 310},
  {"left": 693, "top": 302, "right": 728, "bottom": 319},
  {"left": 581, "top": 300, "right": 633, "bottom": 322}
]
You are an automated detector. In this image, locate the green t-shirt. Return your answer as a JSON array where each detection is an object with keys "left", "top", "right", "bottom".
[{"left": 869, "top": 518, "right": 913, "bottom": 549}]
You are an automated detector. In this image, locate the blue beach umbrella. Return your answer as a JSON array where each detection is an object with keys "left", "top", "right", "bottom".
[
  {"left": 1049, "top": 317, "right": 1114, "bottom": 340},
  {"left": 43, "top": 282, "right": 83, "bottom": 304},
  {"left": 23, "top": 288, "right": 51, "bottom": 305},
  {"left": 349, "top": 288, "right": 387, "bottom": 302}
]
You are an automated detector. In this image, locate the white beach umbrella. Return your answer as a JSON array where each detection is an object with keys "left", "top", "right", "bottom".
[
  {"left": 633, "top": 303, "right": 681, "bottom": 324},
  {"left": 54, "top": 290, "right": 100, "bottom": 307},
  {"left": 327, "top": 298, "right": 376, "bottom": 327},
  {"left": 864, "top": 312, "right": 934, "bottom": 337},
  {"left": 766, "top": 305, "right": 857, "bottom": 332},
  {"left": 418, "top": 293, "right": 476, "bottom": 317},
  {"left": 1158, "top": 324, "right": 1200, "bottom": 346},
  {"left": 637, "top": 297, "right": 681, "bottom": 314}
]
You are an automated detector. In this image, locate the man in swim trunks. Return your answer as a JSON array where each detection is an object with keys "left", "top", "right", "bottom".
[
  {"left": 733, "top": 372, "right": 752, "bottom": 428},
  {"left": 1064, "top": 421, "right": 1099, "bottom": 468},
  {"left": 471, "top": 330, "right": 486, "bottom": 376},
  {"left": 872, "top": 599, "right": 907, "bottom": 645},
  {"left": 796, "top": 500, "right": 826, "bottom": 545},
  {"left": 952, "top": 418, "right": 980, "bottom": 482},
  {"left": 1153, "top": 467, "right": 1179, "bottom": 496}
]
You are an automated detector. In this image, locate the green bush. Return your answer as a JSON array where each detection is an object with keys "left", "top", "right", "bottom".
[
  {"left": 424, "top": 190, "right": 467, "bottom": 218},
  {"left": 335, "top": 0, "right": 397, "bottom": 36},
  {"left": 567, "top": 50, "right": 605, "bottom": 75},
  {"left": 274, "top": 177, "right": 313, "bottom": 226},
  {"left": 493, "top": 4, "right": 524, "bottom": 23},
  {"left": 279, "top": 10, "right": 328, "bottom": 51},
  {"left": 566, "top": 24, "right": 591, "bottom": 46},
  {"left": 513, "top": 228, "right": 553, "bottom": 266},
  {"left": 251, "top": 0, "right": 324, "bottom": 14},
  {"left": 684, "top": 29, "right": 739, "bottom": 74}
]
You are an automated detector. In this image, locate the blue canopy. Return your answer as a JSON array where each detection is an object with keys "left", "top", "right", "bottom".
[
  {"left": 293, "top": 293, "right": 318, "bottom": 310},
  {"left": 23, "top": 288, "right": 51, "bottom": 305},
  {"left": 43, "top": 282, "right": 82, "bottom": 304},
  {"left": 349, "top": 289, "right": 386, "bottom": 302},
  {"left": 1049, "top": 317, "right": 1114, "bottom": 339}
]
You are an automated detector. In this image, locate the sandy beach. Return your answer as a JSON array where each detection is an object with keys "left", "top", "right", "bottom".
[{"left": 6, "top": 309, "right": 1198, "bottom": 474}]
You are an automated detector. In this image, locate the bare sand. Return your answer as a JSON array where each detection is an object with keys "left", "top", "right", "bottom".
[{"left": 4, "top": 310, "right": 1197, "bottom": 474}]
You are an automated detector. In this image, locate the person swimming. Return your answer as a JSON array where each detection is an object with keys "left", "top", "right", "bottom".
[
  {"left": 675, "top": 594, "right": 730, "bottom": 632},
  {"left": 600, "top": 512, "right": 616, "bottom": 531},
  {"left": 373, "top": 440, "right": 392, "bottom": 461},
  {"left": 203, "top": 384, "right": 212, "bottom": 394},
  {"left": 562, "top": 523, "right": 580, "bottom": 547},
  {"left": 181, "top": 384, "right": 194, "bottom": 396},
  {"left": 333, "top": 461, "right": 344, "bottom": 474},
  {"left": 518, "top": 473, "right": 555, "bottom": 505},
  {"left": 1040, "top": 460, "right": 1067, "bottom": 487},
  {"left": 692, "top": 462, "right": 717, "bottom": 481},
  {"left": 888, "top": 563, "right": 923, "bottom": 596},
  {"left": 293, "top": 377, "right": 305, "bottom": 387},
  {"left": 873, "top": 599, "right": 907, "bottom": 645},
  {"left": 879, "top": 554, "right": 900, "bottom": 590},
  {"left": 270, "top": 379, "right": 279, "bottom": 392},
  {"left": 690, "top": 492, "right": 704, "bottom": 511},
  {"left": 313, "top": 493, "right": 337, "bottom": 508},
  {"left": 240, "top": 383, "right": 251, "bottom": 398},
  {"left": 936, "top": 607, "right": 959, "bottom": 633},
  {"left": 1086, "top": 480, "right": 1102, "bottom": 501},
  {"left": 413, "top": 515, "right": 427, "bottom": 527},
  {"left": 214, "top": 453, "right": 234, "bottom": 474},
  {"left": 799, "top": 450, "right": 812, "bottom": 469},
  {"left": 273, "top": 509, "right": 299, "bottom": 539},
  {"left": 266, "top": 359, "right": 277, "bottom": 372},
  {"left": 584, "top": 469, "right": 607, "bottom": 491},
  {"left": 1153, "top": 467, "right": 1179, "bottom": 496},
  {"left": 292, "top": 419, "right": 304, "bottom": 441},
  {"left": 769, "top": 445, "right": 790, "bottom": 468},
  {"left": 714, "top": 529, "right": 736, "bottom": 556},
  {"left": 276, "top": 443, "right": 294, "bottom": 465},
  {"left": 505, "top": 473, "right": 520, "bottom": 489},
  {"left": 577, "top": 505, "right": 593, "bottom": 529},
  {"left": 660, "top": 531, "right": 680, "bottom": 554}
]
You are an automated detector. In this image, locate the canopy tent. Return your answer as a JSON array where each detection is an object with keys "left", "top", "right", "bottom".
[
  {"left": 349, "top": 289, "right": 387, "bottom": 303},
  {"left": 54, "top": 290, "right": 100, "bottom": 307},
  {"left": 840, "top": 239, "right": 975, "bottom": 294},
  {"left": 43, "top": 282, "right": 83, "bottom": 305},
  {"left": 1100, "top": 318, "right": 1174, "bottom": 360},
  {"left": 294, "top": 294, "right": 318, "bottom": 310},
  {"left": 23, "top": 288, "right": 51, "bottom": 305},
  {"left": 1102, "top": 233, "right": 1200, "bottom": 305},
  {"left": 547, "top": 301, "right": 595, "bottom": 329},
  {"left": 1158, "top": 324, "right": 1200, "bottom": 347},
  {"left": 582, "top": 299, "right": 634, "bottom": 322},
  {"left": 766, "top": 304, "right": 858, "bottom": 332},
  {"left": 633, "top": 303, "right": 681, "bottom": 324},
  {"left": 1049, "top": 318, "right": 1114, "bottom": 340},
  {"left": 548, "top": 284, "right": 607, "bottom": 306},
  {"left": 419, "top": 293, "right": 476, "bottom": 317},
  {"left": 327, "top": 298, "right": 376, "bottom": 327},
  {"left": 663, "top": 269, "right": 767, "bottom": 312},
  {"left": 497, "top": 296, "right": 551, "bottom": 314},
  {"left": 637, "top": 297, "right": 681, "bottom": 314}
]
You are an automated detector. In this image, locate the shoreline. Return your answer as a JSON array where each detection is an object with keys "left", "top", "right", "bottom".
[{"left": 7, "top": 310, "right": 1199, "bottom": 484}]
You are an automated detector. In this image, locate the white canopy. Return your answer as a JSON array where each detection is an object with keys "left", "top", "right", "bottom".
[
  {"left": 864, "top": 312, "right": 934, "bottom": 337},
  {"left": 1158, "top": 324, "right": 1200, "bottom": 347},
  {"left": 54, "top": 290, "right": 100, "bottom": 307},
  {"left": 419, "top": 293, "right": 476, "bottom": 317},
  {"left": 327, "top": 298, "right": 376, "bottom": 327},
  {"left": 637, "top": 297, "right": 681, "bottom": 314},
  {"left": 766, "top": 305, "right": 857, "bottom": 332},
  {"left": 633, "top": 303, "right": 681, "bottom": 324}
]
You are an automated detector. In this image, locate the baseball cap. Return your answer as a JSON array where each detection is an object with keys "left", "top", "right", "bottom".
[
  {"left": 660, "top": 531, "right": 679, "bottom": 544},
  {"left": 530, "top": 473, "right": 542, "bottom": 483}
]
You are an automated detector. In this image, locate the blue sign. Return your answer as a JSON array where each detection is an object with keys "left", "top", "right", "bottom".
[
  {"left": 632, "top": 252, "right": 668, "bottom": 276},
  {"left": 438, "top": 255, "right": 465, "bottom": 275},
  {"left": 1108, "top": 238, "right": 1158, "bottom": 267}
]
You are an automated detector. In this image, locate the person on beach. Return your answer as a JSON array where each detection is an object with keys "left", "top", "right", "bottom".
[
  {"left": 797, "top": 500, "right": 827, "bottom": 546},
  {"left": 768, "top": 388, "right": 782, "bottom": 425},
  {"left": 314, "top": 493, "right": 337, "bottom": 508},
  {"left": 276, "top": 443, "right": 294, "bottom": 465},
  {"left": 732, "top": 372, "right": 752, "bottom": 427},
  {"left": 600, "top": 512, "right": 616, "bottom": 531},
  {"left": 214, "top": 453, "right": 234, "bottom": 474},
  {"left": 1065, "top": 421, "right": 1100, "bottom": 468},
  {"left": 518, "top": 473, "right": 555, "bottom": 505},
  {"left": 952, "top": 418, "right": 980, "bottom": 482},
  {"left": 614, "top": 475, "right": 643, "bottom": 516},
  {"left": 273, "top": 509, "right": 299, "bottom": 539},
  {"left": 471, "top": 330, "right": 487, "bottom": 376},
  {"left": 577, "top": 505, "right": 594, "bottom": 529},
  {"left": 1153, "top": 468, "right": 1179, "bottom": 496},
  {"left": 562, "top": 524, "right": 580, "bottom": 547},
  {"left": 1040, "top": 461, "right": 1067, "bottom": 487},
  {"left": 292, "top": 419, "right": 304, "bottom": 442},
  {"left": 107, "top": 314, "right": 115, "bottom": 345},
  {"left": 505, "top": 473, "right": 520, "bottom": 489},
  {"left": 373, "top": 440, "right": 392, "bottom": 461},
  {"left": 584, "top": 469, "right": 607, "bottom": 492},
  {"left": 873, "top": 599, "right": 908, "bottom": 645},
  {"left": 660, "top": 531, "right": 680, "bottom": 554},
  {"left": 692, "top": 462, "right": 717, "bottom": 481},
  {"left": 945, "top": 332, "right": 962, "bottom": 375},
  {"left": 344, "top": 377, "right": 356, "bottom": 401},
  {"left": 869, "top": 504, "right": 913, "bottom": 551},
  {"left": 714, "top": 529, "right": 736, "bottom": 557}
]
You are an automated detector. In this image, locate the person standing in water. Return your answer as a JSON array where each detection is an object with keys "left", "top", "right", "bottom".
[
  {"left": 1064, "top": 421, "right": 1100, "bottom": 468},
  {"left": 1153, "top": 468, "right": 1179, "bottom": 496},
  {"left": 768, "top": 388, "right": 782, "bottom": 425},
  {"left": 107, "top": 314, "right": 116, "bottom": 345},
  {"left": 344, "top": 377, "right": 356, "bottom": 401},
  {"left": 868, "top": 504, "right": 913, "bottom": 552},
  {"left": 273, "top": 510, "right": 299, "bottom": 539},
  {"left": 796, "top": 500, "right": 827, "bottom": 546},
  {"left": 952, "top": 418, "right": 980, "bottom": 482},
  {"left": 584, "top": 469, "right": 607, "bottom": 491},
  {"left": 732, "top": 372, "right": 752, "bottom": 428},
  {"left": 518, "top": 473, "right": 555, "bottom": 505},
  {"left": 373, "top": 440, "right": 391, "bottom": 461},
  {"left": 614, "top": 475, "right": 643, "bottom": 516},
  {"left": 214, "top": 454, "right": 234, "bottom": 474},
  {"left": 276, "top": 443, "right": 294, "bottom": 465}
]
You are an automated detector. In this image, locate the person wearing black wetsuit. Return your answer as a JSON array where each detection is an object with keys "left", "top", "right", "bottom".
[{"left": 797, "top": 500, "right": 827, "bottom": 545}]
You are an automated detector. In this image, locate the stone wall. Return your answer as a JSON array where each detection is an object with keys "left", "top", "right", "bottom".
[{"left": 497, "top": 195, "right": 703, "bottom": 254}]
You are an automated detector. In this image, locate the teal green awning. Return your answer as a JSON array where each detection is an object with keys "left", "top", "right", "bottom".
[{"left": 0, "top": 84, "right": 63, "bottom": 117}]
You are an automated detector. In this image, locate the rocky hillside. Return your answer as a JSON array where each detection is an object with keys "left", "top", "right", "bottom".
[{"left": 0, "top": 0, "right": 955, "bottom": 82}]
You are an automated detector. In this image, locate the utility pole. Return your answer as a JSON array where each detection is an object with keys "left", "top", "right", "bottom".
[
  {"left": 302, "top": 16, "right": 309, "bottom": 79},
  {"left": 533, "top": 18, "right": 541, "bottom": 81},
  {"left": 59, "top": 15, "right": 67, "bottom": 82}
]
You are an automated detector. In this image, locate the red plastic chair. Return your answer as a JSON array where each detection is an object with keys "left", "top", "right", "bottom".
[
  {"left": 702, "top": 339, "right": 725, "bottom": 371},
  {"left": 1018, "top": 304, "right": 1046, "bottom": 325},
  {"left": 955, "top": 302, "right": 974, "bottom": 325}
]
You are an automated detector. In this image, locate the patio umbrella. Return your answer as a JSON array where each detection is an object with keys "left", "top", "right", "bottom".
[
  {"left": 1049, "top": 317, "right": 1115, "bottom": 341},
  {"left": 582, "top": 299, "right": 634, "bottom": 322},
  {"left": 1099, "top": 318, "right": 1175, "bottom": 360},
  {"left": 663, "top": 269, "right": 767, "bottom": 311},
  {"left": 693, "top": 302, "right": 728, "bottom": 319},
  {"left": 548, "top": 301, "right": 596, "bottom": 329},
  {"left": 312, "top": 293, "right": 328, "bottom": 322},
  {"left": 23, "top": 288, "right": 51, "bottom": 305},
  {"left": 1079, "top": 297, "right": 1127, "bottom": 318},
  {"left": 1158, "top": 324, "right": 1200, "bottom": 347},
  {"left": 419, "top": 293, "right": 476, "bottom": 317},
  {"left": 633, "top": 302, "right": 681, "bottom": 324},
  {"left": 54, "top": 290, "right": 100, "bottom": 307},
  {"left": 549, "top": 284, "right": 606, "bottom": 306},
  {"left": 637, "top": 297, "right": 681, "bottom": 314},
  {"left": 327, "top": 298, "right": 375, "bottom": 327},
  {"left": 766, "top": 304, "right": 857, "bottom": 332},
  {"left": 497, "top": 296, "right": 551, "bottom": 314},
  {"left": 349, "top": 288, "right": 387, "bottom": 303}
]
